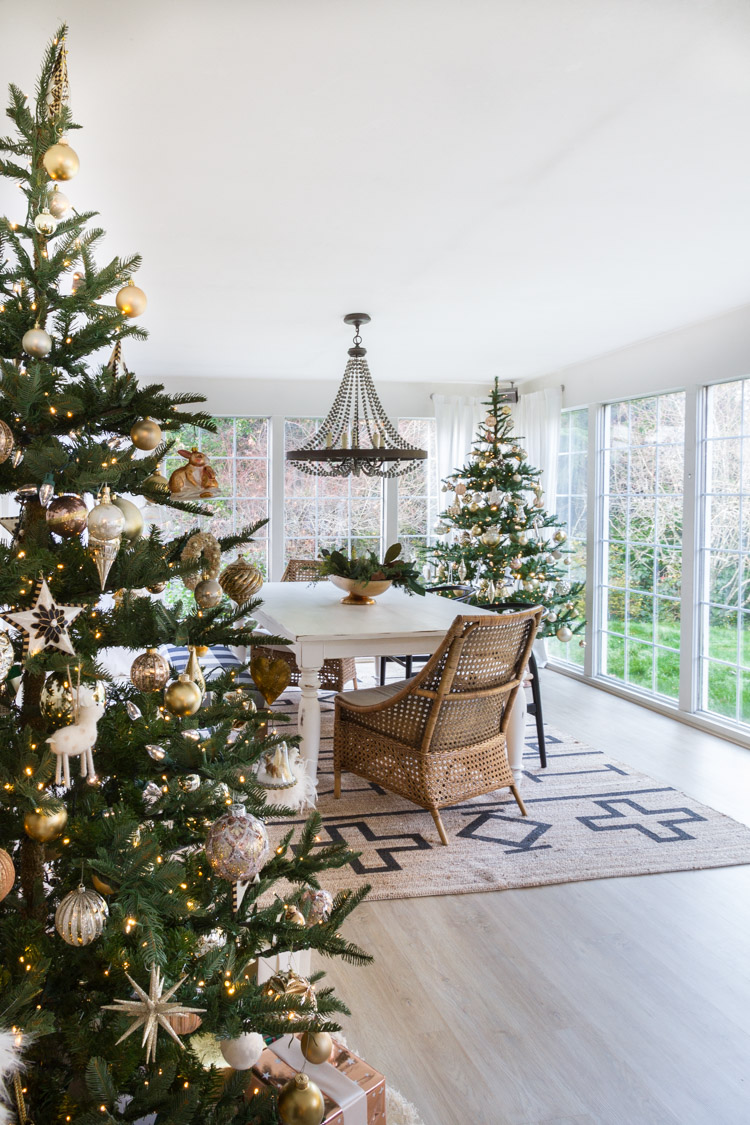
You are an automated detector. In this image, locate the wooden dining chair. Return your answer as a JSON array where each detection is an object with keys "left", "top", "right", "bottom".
[
  {"left": 252, "top": 559, "right": 357, "bottom": 692},
  {"left": 334, "top": 607, "right": 542, "bottom": 844}
]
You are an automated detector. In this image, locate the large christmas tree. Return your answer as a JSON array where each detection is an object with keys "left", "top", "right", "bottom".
[
  {"left": 0, "top": 30, "right": 369, "bottom": 1125},
  {"left": 428, "top": 379, "right": 585, "bottom": 641}
]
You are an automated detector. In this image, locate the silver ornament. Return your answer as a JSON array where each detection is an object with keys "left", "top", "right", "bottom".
[
  {"left": 556, "top": 626, "right": 573, "bottom": 643},
  {"left": 300, "top": 887, "right": 334, "bottom": 925},
  {"left": 205, "top": 803, "right": 270, "bottom": 882},
  {"left": 34, "top": 208, "right": 58, "bottom": 236},
  {"left": 55, "top": 884, "right": 109, "bottom": 946}
]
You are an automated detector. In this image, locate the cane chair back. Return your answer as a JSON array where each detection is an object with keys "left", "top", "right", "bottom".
[
  {"left": 334, "top": 608, "right": 542, "bottom": 843},
  {"left": 252, "top": 559, "right": 357, "bottom": 693}
]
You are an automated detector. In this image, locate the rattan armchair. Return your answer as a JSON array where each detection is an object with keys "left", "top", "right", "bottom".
[
  {"left": 252, "top": 559, "right": 358, "bottom": 692},
  {"left": 334, "top": 608, "right": 541, "bottom": 845}
]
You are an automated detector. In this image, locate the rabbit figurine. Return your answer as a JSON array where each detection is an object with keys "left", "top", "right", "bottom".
[{"left": 168, "top": 448, "right": 219, "bottom": 499}]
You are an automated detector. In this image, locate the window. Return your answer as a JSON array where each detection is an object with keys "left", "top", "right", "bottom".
[
  {"left": 162, "top": 417, "right": 270, "bottom": 571},
  {"left": 548, "top": 408, "right": 588, "bottom": 667},
  {"left": 599, "top": 393, "right": 685, "bottom": 700},
  {"left": 699, "top": 380, "right": 750, "bottom": 723},
  {"left": 284, "top": 418, "right": 383, "bottom": 565},
  {"left": 396, "top": 418, "right": 438, "bottom": 559}
]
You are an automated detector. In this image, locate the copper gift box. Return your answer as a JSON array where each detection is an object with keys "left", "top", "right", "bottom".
[{"left": 247, "top": 1038, "right": 386, "bottom": 1124}]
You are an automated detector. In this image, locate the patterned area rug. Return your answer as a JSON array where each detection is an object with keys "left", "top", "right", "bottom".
[{"left": 267, "top": 690, "right": 750, "bottom": 900}]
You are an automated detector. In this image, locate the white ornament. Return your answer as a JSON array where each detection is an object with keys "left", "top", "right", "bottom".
[
  {"left": 556, "top": 626, "right": 573, "bottom": 643},
  {"left": 47, "top": 186, "right": 71, "bottom": 218},
  {"left": 46, "top": 683, "right": 104, "bottom": 787},
  {"left": 1, "top": 579, "right": 82, "bottom": 658},
  {"left": 220, "top": 1032, "right": 265, "bottom": 1070},
  {"left": 103, "top": 964, "right": 206, "bottom": 1065},
  {"left": 55, "top": 884, "right": 108, "bottom": 945}
]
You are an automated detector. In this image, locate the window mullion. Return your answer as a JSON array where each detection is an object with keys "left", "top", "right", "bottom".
[
  {"left": 585, "top": 403, "right": 602, "bottom": 679},
  {"left": 678, "top": 386, "right": 701, "bottom": 714}
]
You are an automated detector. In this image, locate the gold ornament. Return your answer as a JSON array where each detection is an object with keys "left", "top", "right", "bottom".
[
  {"left": 42, "top": 138, "right": 79, "bottom": 180},
  {"left": 130, "top": 418, "right": 162, "bottom": 450},
  {"left": 250, "top": 653, "right": 291, "bottom": 705},
  {"left": 46, "top": 493, "right": 88, "bottom": 537},
  {"left": 168, "top": 1012, "right": 203, "bottom": 1035},
  {"left": 143, "top": 469, "right": 169, "bottom": 490},
  {"left": 219, "top": 554, "right": 263, "bottom": 604},
  {"left": 284, "top": 904, "right": 306, "bottom": 926},
  {"left": 103, "top": 964, "right": 206, "bottom": 1065},
  {"left": 262, "top": 969, "right": 317, "bottom": 1021},
  {"left": 47, "top": 185, "right": 71, "bottom": 218},
  {"left": 0, "top": 848, "right": 15, "bottom": 901},
  {"left": 554, "top": 529, "right": 567, "bottom": 543},
  {"left": 147, "top": 580, "right": 167, "bottom": 594},
  {"left": 22, "top": 326, "right": 52, "bottom": 357},
  {"left": 34, "top": 208, "right": 58, "bottom": 236},
  {"left": 194, "top": 578, "right": 222, "bottom": 608},
  {"left": 55, "top": 884, "right": 109, "bottom": 946},
  {"left": 164, "top": 674, "right": 202, "bottom": 717},
  {"left": 185, "top": 646, "right": 206, "bottom": 693},
  {"left": 0, "top": 420, "right": 13, "bottom": 464},
  {"left": 180, "top": 531, "right": 222, "bottom": 590},
  {"left": 299, "top": 1031, "right": 333, "bottom": 1065},
  {"left": 277, "top": 1073, "right": 325, "bottom": 1125},
  {"left": 24, "top": 805, "right": 68, "bottom": 843},
  {"left": 112, "top": 494, "right": 144, "bottom": 540},
  {"left": 41, "top": 671, "right": 105, "bottom": 722},
  {"left": 91, "top": 872, "right": 117, "bottom": 896},
  {"left": 130, "top": 649, "right": 169, "bottom": 692},
  {"left": 116, "top": 281, "right": 147, "bottom": 317},
  {"left": 47, "top": 37, "right": 69, "bottom": 118}
]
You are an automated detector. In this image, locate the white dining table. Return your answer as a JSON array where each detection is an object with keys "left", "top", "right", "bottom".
[{"left": 249, "top": 581, "right": 530, "bottom": 807}]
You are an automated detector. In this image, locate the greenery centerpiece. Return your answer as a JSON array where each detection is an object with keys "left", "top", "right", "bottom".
[{"left": 319, "top": 543, "right": 425, "bottom": 604}]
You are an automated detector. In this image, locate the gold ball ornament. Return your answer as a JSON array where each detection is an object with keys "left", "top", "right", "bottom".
[
  {"left": 112, "top": 494, "right": 144, "bottom": 540},
  {"left": 130, "top": 648, "right": 169, "bottom": 692},
  {"left": 55, "top": 884, "right": 109, "bottom": 946},
  {"left": 553, "top": 529, "right": 567, "bottom": 543},
  {"left": 0, "top": 848, "right": 15, "bottom": 902},
  {"left": 47, "top": 185, "right": 71, "bottom": 218},
  {"left": 46, "top": 493, "right": 87, "bottom": 537},
  {"left": 143, "top": 469, "right": 169, "bottom": 490},
  {"left": 147, "top": 580, "right": 167, "bottom": 594},
  {"left": 299, "top": 1031, "right": 333, "bottom": 1065},
  {"left": 219, "top": 555, "right": 263, "bottom": 604},
  {"left": 284, "top": 904, "right": 306, "bottom": 926},
  {"left": 130, "top": 418, "right": 163, "bottom": 450},
  {"left": 277, "top": 1073, "right": 325, "bottom": 1125},
  {"left": 164, "top": 674, "right": 203, "bottom": 717},
  {"left": 34, "top": 208, "right": 58, "bottom": 236},
  {"left": 24, "top": 806, "right": 68, "bottom": 843},
  {"left": 194, "top": 578, "right": 222, "bottom": 609},
  {"left": 116, "top": 282, "right": 147, "bottom": 317},
  {"left": 22, "top": 326, "right": 52, "bottom": 357},
  {"left": 0, "top": 420, "right": 14, "bottom": 465},
  {"left": 42, "top": 138, "right": 80, "bottom": 181}
]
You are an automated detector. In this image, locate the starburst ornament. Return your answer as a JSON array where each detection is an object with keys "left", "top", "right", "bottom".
[
  {"left": 1, "top": 579, "right": 82, "bottom": 657},
  {"left": 103, "top": 964, "right": 206, "bottom": 1064}
]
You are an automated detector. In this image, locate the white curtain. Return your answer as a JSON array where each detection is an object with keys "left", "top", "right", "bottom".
[
  {"left": 431, "top": 393, "right": 485, "bottom": 487},
  {"left": 512, "top": 387, "right": 563, "bottom": 510}
]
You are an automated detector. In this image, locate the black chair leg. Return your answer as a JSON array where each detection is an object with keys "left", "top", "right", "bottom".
[
  {"left": 404, "top": 654, "right": 413, "bottom": 679},
  {"left": 528, "top": 651, "right": 546, "bottom": 768},
  {"left": 379, "top": 657, "right": 387, "bottom": 686}
]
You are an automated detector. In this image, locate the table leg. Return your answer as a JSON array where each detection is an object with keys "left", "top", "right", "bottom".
[
  {"left": 297, "top": 665, "right": 322, "bottom": 806},
  {"left": 505, "top": 686, "right": 528, "bottom": 788}
]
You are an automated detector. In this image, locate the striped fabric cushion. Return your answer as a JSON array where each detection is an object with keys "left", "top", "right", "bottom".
[{"left": 158, "top": 644, "right": 253, "bottom": 684}]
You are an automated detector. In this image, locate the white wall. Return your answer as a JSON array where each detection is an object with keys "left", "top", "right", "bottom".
[
  {"left": 520, "top": 302, "right": 750, "bottom": 407},
  {"left": 156, "top": 377, "right": 492, "bottom": 420}
]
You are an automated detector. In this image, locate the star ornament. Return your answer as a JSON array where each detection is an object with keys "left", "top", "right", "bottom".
[
  {"left": 103, "top": 964, "right": 206, "bottom": 1064},
  {"left": 1, "top": 579, "right": 83, "bottom": 658}
]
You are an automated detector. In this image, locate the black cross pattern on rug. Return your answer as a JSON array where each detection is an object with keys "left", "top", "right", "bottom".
[
  {"left": 456, "top": 811, "right": 553, "bottom": 853},
  {"left": 577, "top": 798, "right": 708, "bottom": 842},
  {"left": 521, "top": 756, "right": 629, "bottom": 785},
  {"left": 294, "top": 820, "right": 433, "bottom": 873}
]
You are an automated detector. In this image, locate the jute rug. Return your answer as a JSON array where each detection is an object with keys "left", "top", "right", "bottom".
[{"left": 269, "top": 690, "right": 750, "bottom": 901}]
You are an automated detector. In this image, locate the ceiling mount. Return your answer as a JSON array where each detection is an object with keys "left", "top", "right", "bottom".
[{"left": 285, "top": 313, "right": 427, "bottom": 479}]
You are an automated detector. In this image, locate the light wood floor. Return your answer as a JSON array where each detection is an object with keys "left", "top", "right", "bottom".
[{"left": 324, "top": 670, "right": 750, "bottom": 1125}]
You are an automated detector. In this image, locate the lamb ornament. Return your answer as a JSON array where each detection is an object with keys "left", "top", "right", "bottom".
[{"left": 47, "top": 684, "right": 105, "bottom": 787}]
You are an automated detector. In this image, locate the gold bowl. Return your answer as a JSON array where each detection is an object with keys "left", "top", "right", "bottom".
[{"left": 328, "top": 575, "right": 392, "bottom": 605}]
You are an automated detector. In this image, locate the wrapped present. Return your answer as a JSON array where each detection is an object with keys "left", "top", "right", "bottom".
[{"left": 248, "top": 1035, "right": 386, "bottom": 1124}]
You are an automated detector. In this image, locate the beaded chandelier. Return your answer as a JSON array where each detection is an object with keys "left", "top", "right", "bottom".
[{"left": 285, "top": 313, "right": 427, "bottom": 478}]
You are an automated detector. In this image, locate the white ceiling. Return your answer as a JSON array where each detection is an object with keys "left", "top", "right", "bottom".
[{"left": 2, "top": 0, "right": 750, "bottom": 384}]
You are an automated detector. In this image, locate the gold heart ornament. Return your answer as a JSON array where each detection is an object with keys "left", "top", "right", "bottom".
[{"left": 250, "top": 654, "right": 291, "bottom": 705}]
